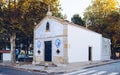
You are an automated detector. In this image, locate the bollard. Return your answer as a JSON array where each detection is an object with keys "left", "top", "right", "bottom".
[
  {"left": 44, "top": 63, "right": 48, "bottom": 70},
  {"left": 16, "top": 61, "right": 19, "bottom": 66}
]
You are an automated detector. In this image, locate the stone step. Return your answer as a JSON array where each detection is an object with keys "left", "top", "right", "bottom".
[{"left": 35, "top": 62, "right": 57, "bottom": 67}]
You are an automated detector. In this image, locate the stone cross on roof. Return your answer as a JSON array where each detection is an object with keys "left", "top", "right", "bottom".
[{"left": 46, "top": 4, "right": 52, "bottom": 16}]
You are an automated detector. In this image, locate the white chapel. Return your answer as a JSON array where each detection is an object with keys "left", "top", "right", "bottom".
[{"left": 33, "top": 11, "right": 111, "bottom": 64}]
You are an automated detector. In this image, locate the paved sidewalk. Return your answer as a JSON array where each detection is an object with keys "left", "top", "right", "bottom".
[
  {"left": 14, "top": 59, "right": 120, "bottom": 73},
  {"left": 0, "top": 61, "right": 13, "bottom": 66}
]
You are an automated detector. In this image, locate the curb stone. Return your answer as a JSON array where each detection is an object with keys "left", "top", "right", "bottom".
[
  {"left": 26, "top": 60, "right": 120, "bottom": 74},
  {"left": 84, "top": 60, "right": 120, "bottom": 69},
  {"left": 44, "top": 60, "right": 120, "bottom": 73}
]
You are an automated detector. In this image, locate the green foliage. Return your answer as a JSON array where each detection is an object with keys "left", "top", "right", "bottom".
[
  {"left": 103, "top": 11, "right": 120, "bottom": 48},
  {"left": 0, "top": 0, "right": 62, "bottom": 37},
  {"left": 71, "top": 14, "right": 85, "bottom": 26},
  {"left": 84, "top": 0, "right": 118, "bottom": 26},
  {"left": 84, "top": 0, "right": 120, "bottom": 58},
  {"left": 0, "top": 0, "right": 62, "bottom": 50}
]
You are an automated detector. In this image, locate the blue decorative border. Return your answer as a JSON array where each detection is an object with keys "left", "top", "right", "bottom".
[
  {"left": 37, "top": 41, "right": 41, "bottom": 48},
  {"left": 55, "top": 39, "right": 61, "bottom": 48}
]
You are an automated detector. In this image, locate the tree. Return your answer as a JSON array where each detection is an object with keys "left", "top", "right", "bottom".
[
  {"left": 0, "top": 0, "right": 62, "bottom": 63},
  {"left": 71, "top": 14, "right": 85, "bottom": 26},
  {"left": 84, "top": 0, "right": 119, "bottom": 37},
  {"left": 83, "top": 0, "right": 120, "bottom": 58},
  {"left": 84, "top": 0, "right": 118, "bottom": 27},
  {"left": 103, "top": 11, "right": 120, "bottom": 58}
]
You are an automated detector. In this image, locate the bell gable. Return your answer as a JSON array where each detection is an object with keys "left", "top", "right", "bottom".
[{"left": 34, "top": 16, "right": 64, "bottom": 39}]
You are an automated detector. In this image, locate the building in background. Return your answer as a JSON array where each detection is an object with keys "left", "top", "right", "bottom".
[{"left": 0, "top": 50, "right": 11, "bottom": 61}]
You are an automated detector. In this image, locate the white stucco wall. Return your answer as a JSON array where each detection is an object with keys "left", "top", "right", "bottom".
[
  {"left": 34, "top": 18, "right": 64, "bottom": 62},
  {"left": 68, "top": 25, "right": 102, "bottom": 63},
  {"left": 35, "top": 18, "right": 64, "bottom": 39},
  {"left": 101, "top": 37, "right": 111, "bottom": 60},
  {"left": 3, "top": 53, "right": 11, "bottom": 61}
]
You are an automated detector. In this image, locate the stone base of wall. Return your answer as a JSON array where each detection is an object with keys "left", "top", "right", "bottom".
[
  {"left": 53, "top": 56, "right": 68, "bottom": 64},
  {"left": 33, "top": 56, "right": 68, "bottom": 65},
  {"left": 33, "top": 56, "right": 43, "bottom": 64}
]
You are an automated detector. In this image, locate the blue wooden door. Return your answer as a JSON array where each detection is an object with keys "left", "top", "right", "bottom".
[{"left": 44, "top": 41, "right": 52, "bottom": 61}]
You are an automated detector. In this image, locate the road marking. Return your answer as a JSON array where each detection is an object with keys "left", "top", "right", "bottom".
[
  {"left": 92, "top": 71, "right": 107, "bottom": 75},
  {"left": 63, "top": 69, "right": 88, "bottom": 75},
  {"left": 77, "top": 70, "right": 97, "bottom": 75},
  {"left": 107, "top": 72, "right": 119, "bottom": 75},
  {"left": 63, "top": 69, "right": 119, "bottom": 75}
]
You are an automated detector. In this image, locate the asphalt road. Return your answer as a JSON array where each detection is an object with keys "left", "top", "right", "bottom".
[
  {"left": 64, "top": 62, "right": 120, "bottom": 75},
  {"left": 0, "top": 65, "right": 48, "bottom": 75}
]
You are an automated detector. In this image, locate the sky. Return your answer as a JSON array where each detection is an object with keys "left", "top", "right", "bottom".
[
  {"left": 60, "top": 0, "right": 91, "bottom": 21},
  {"left": 60, "top": 0, "right": 120, "bottom": 21}
]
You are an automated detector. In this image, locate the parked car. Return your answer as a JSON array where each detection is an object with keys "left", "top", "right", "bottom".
[{"left": 18, "top": 54, "right": 33, "bottom": 62}]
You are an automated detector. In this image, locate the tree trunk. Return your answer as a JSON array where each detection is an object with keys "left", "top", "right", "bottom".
[{"left": 10, "top": 32, "right": 16, "bottom": 63}]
